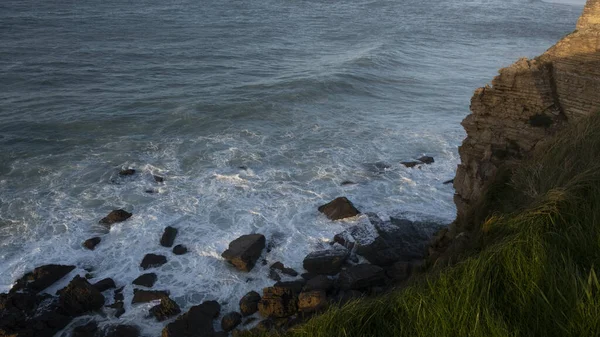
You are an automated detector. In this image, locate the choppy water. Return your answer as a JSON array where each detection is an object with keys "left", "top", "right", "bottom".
[{"left": 0, "top": 0, "right": 584, "bottom": 334}]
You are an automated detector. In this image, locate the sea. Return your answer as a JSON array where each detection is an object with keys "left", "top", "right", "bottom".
[{"left": 0, "top": 0, "right": 584, "bottom": 334}]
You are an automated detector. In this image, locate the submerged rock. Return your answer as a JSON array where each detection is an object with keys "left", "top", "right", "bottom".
[
  {"left": 173, "top": 244, "right": 188, "bottom": 255},
  {"left": 302, "top": 248, "right": 348, "bottom": 275},
  {"left": 119, "top": 169, "right": 136, "bottom": 176},
  {"left": 10, "top": 264, "right": 76, "bottom": 294},
  {"left": 162, "top": 300, "right": 220, "bottom": 337},
  {"left": 401, "top": 161, "right": 421, "bottom": 168},
  {"left": 221, "top": 234, "right": 266, "bottom": 272},
  {"left": 239, "top": 290, "right": 261, "bottom": 316},
  {"left": 153, "top": 175, "right": 165, "bottom": 183},
  {"left": 140, "top": 253, "right": 167, "bottom": 269},
  {"left": 318, "top": 197, "right": 360, "bottom": 220},
  {"left": 83, "top": 237, "right": 101, "bottom": 250},
  {"left": 99, "top": 209, "right": 132, "bottom": 226},
  {"left": 132, "top": 273, "right": 157, "bottom": 288},
  {"left": 59, "top": 275, "right": 105, "bottom": 316},
  {"left": 160, "top": 226, "right": 178, "bottom": 247}
]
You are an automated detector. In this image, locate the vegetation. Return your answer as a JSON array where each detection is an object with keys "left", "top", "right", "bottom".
[{"left": 251, "top": 112, "right": 600, "bottom": 337}]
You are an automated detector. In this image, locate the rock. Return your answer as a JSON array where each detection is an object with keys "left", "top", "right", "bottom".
[
  {"left": 72, "top": 321, "right": 98, "bottom": 337},
  {"left": 338, "top": 264, "right": 386, "bottom": 290},
  {"left": 162, "top": 300, "right": 220, "bottom": 337},
  {"left": 363, "top": 162, "right": 391, "bottom": 174},
  {"left": 258, "top": 286, "right": 298, "bottom": 318},
  {"left": 298, "top": 290, "right": 327, "bottom": 313},
  {"left": 145, "top": 189, "right": 157, "bottom": 194},
  {"left": 301, "top": 272, "right": 317, "bottom": 280},
  {"left": 160, "top": 226, "right": 178, "bottom": 247},
  {"left": 385, "top": 261, "right": 411, "bottom": 282},
  {"left": 270, "top": 262, "right": 298, "bottom": 277},
  {"left": 334, "top": 290, "right": 363, "bottom": 304},
  {"left": 317, "top": 197, "right": 360, "bottom": 220},
  {"left": 107, "top": 300, "right": 125, "bottom": 317},
  {"left": 83, "top": 237, "right": 101, "bottom": 250},
  {"left": 104, "top": 324, "right": 140, "bottom": 337},
  {"left": 304, "top": 275, "right": 333, "bottom": 292},
  {"left": 273, "top": 280, "right": 306, "bottom": 294},
  {"left": 132, "top": 273, "right": 157, "bottom": 287},
  {"left": 0, "top": 292, "right": 72, "bottom": 337},
  {"left": 132, "top": 289, "right": 169, "bottom": 303},
  {"left": 443, "top": 179, "right": 454, "bottom": 185},
  {"left": 302, "top": 248, "right": 348, "bottom": 275},
  {"left": 341, "top": 180, "right": 356, "bottom": 186},
  {"left": 221, "top": 234, "right": 266, "bottom": 272},
  {"left": 99, "top": 209, "right": 132, "bottom": 226},
  {"left": 417, "top": 156, "right": 435, "bottom": 164},
  {"left": 149, "top": 296, "right": 181, "bottom": 321},
  {"left": 59, "top": 275, "right": 105, "bottom": 316},
  {"left": 173, "top": 244, "right": 188, "bottom": 255},
  {"left": 268, "top": 269, "right": 281, "bottom": 282},
  {"left": 239, "top": 290, "right": 261, "bottom": 316},
  {"left": 92, "top": 278, "right": 116, "bottom": 292},
  {"left": 140, "top": 253, "right": 167, "bottom": 269},
  {"left": 119, "top": 169, "right": 136, "bottom": 176},
  {"left": 221, "top": 312, "right": 243, "bottom": 332},
  {"left": 154, "top": 175, "right": 165, "bottom": 183},
  {"left": 401, "top": 161, "right": 421, "bottom": 168},
  {"left": 10, "top": 264, "right": 76, "bottom": 294}
]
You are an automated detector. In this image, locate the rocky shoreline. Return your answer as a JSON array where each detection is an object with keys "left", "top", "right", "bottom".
[{"left": 0, "top": 161, "right": 445, "bottom": 337}]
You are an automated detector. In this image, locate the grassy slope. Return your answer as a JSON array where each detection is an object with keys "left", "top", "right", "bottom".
[{"left": 252, "top": 112, "right": 600, "bottom": 337}]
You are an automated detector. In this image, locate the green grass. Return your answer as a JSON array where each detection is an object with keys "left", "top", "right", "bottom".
[{"left": 248, "top": 112, "right": 600, "bottom": 337}]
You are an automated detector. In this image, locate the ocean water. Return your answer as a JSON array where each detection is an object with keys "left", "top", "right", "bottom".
[{"left": 0, "top": 0, "right": 583, "bottom": 334}]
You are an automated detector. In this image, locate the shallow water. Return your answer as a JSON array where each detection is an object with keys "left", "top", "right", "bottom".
[{"left": 0, "top": 0, "right": 583, "bottom": 334}]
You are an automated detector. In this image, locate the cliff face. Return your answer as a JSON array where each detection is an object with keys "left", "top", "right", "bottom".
[{"left": 453, "top": 0, "right": 600, "bottom": 226}]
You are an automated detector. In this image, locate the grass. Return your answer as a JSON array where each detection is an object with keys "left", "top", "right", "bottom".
[{"left": 247, "top": 112, "right": 600, "bottom": 337}]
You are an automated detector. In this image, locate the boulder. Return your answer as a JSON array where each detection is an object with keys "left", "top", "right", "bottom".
[
  {"left": 119, "top": 169, "right": 136, "bottom": 176},
  {"left": 239, "top": 290, "right": 261, "bottom": 316},
  {"left": 149, "top": 296, "right": 181, "bottom": 321},
  {"left": 132, "top": 273, "right": 157, "bottom": 288},
  {"left": 140, "top": 253, "right": 167, "bottom": 269},
  {"left": 221, "top": 312, "right": 243, "bottom": 332},
  {"left": 92, "top": 278, "right": 116, "bottom": 292},
  {"left": 298, "top": 290, "right": 327, "bottom": 313},
  {"left": 83, "top": 237, "right": 101, "bottom": 250},
  {"left": 273, "top": 280, "right": 306, "bottom": 294},
  {"left": 160, "top": 226, "right": 178, "bottom": 247},
  {"left": 10, "top": 264, "right": 76, "bottom": 294},
  {"left": 173, "top": 244, "right": 188, "bottom": 255},
  {"left": 317, "top": 197, "right": 360, "bottom": 220},
  {"left": 162, "top": 300, "right": 220, "bottom": 337},
  {"left": 221, "top": 234, "right": 266, "bottom": 272},
  {"left": 337, "top": 264, "right": 386, "bottom": 290},
  {"left": 132, "top": 289, "right": 169, "bottom": 304},
  {"left": 268, "top": 269, "right": 281, "bottom": 282},
  {"left": 258, "top": 286, "right": 298, "bottom": 318},
  {"left": 303, "top": 275, "right": 333, "bottom": 292},
  {"left": 99, "top": 209, "right": 132, "bottom": 226},
  {"left": 302, "top": 248, "right": 348, "bottom": 275},
  {"left": 270, "top": 262, "right": 298, "bottom": 277},
  {"left": 59, "top": 275, "right": 105, "bottom": 316}
]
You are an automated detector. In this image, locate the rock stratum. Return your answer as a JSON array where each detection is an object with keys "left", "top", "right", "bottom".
[{"left": 453, "top": 0, "right": 600, "bottom": 226}]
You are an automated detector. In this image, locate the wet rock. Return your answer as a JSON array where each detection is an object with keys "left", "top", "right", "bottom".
[
  {"left": 338, "top": 264, "right": 386, "bottom": 290},
  {"left": 173, "top": 244, "right": 188, "bottom": 255},
  {"left": 72, "top": 321, "right": 98, "bottom": 337},
  {"left": 104, "top": 324, "right": 140, "bottom": 337},
  {"left": 145, "top": 189, "right": 157, "bottom": 194},
  {"left": 140, "top": 253, "right": 167, "bottom": 269},
  {"left": 341, "top": 180, "right": 356, "bottom": 186},
  {"left": 132, "top": 273, "right": 157, "bottom": 288},
  {"left": 107, "top": 300, "right": 125, "bottom": 317},
  {"left": 92, "top": 278, "right": 116, "bottom": 292},
  {"left": 59, "top": 275, "right": 105, "bottom": 316},
  {"left": 385, "top": 261, "right": 411, "bottom": 282},
  {"left": 10, "top": 264, "right": 76, "bottom": 294},
  {"left": 0, "top": 292, "right": 72, "bottom": 337},
  {"left": 258, "top": 286, "right": 298, "bottom": 318},
  {"left": 221, "top": 312, "right": 243, "bottom": 332},
  {"left": 364, "top": 162, "right": 391, "bottom": 174},
  {"left": 221, "top": 234, "right": 266, "bottom": 272},
  {"left": 418, "top": 156, "right": 435, "bottom": 164},
  {"left": 119, "top": 169, "right": 136, "bottom": 176},
  {"left": 160, "top": 226, "right": 178, "bottom": 247},
  {"left": 149, "top": 296, "right": 181, "bottom": 321},
  {"left": 401, "top": 161, "right": 421, "bottom": 168},
  {"left": 443, "top": 178, "right": 455, "bottom": 185},
  {"left": 239, "top": 290, "right": 261, "bottom": 316},
  {"left": 268, "top": 269, "right": 281, "bottom": 282},
  {"left": 99, "top": 209, "right": 132, "bottom": 226},
  {"left": 298, "top": 290, "right": 327, "bottom": 313},
  {"left": 301, "top": 272, "right": 317, "bottom": 280},
  {"left": 302, "top": 248, "right": 348, "bottom": 275},
  {"left": 162, "top": 300, "right": 220, "bottom": 337},
  {"left": 83, "top": 237, "right": 101, "bottom": 250},
  {"left": 266, "top": 231, "right": 285, "bottom": 253},
  {"left": 270, "top": 262, "right": 298, "bottom": 277},
  {"left": 153, "top": 175, "right": 165, "bottom": 183},
  {"left": 304, "top": 275, "right": 334, "bottom": 292},
  {"left": 131, "top": 289, "right": 169, "bottom": 304},
  {"left": 318, "top": 197, "right": 360, "bottom": 220}
]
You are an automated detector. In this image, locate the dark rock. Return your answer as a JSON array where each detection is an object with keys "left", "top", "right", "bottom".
[
  {"left": 107, "top": 300, "right": 125, "bottom": 317},
  {"left": 266, "top": 231, "right": 285, "bottom": 253},
  {"left": 83, "top": 237, "right": 101, "bottom": 250},
  {"left": 160, "top": 226, "right": 178, "bottom": 247},
  {"left": 417, "top": 156, "right": 435, "bottom": 164},
  {"left": 258, "top": 286, "right": 298, "bottom": 318},
  {"left": 119, "top": 169, "right": 136, "bottom": 176},
  {"left": 529, "top": 114, "right": 553, "bottom": 127},
  {"left": 304, "top": 275, "right": 333, "bottom": 292},
  {"left": 298, "top": 290, "right": 327, "bottom": 313},
  {"left": 401, "top": 161, "right": 421, "bottom": 168},
  {"left": 140, "top": 253, "right": 167, "bottom": 269},
  {"left": 302, "top": 248, "right": 348, "bottom": 275},
  {"left": 59, "top": 275, "right": 105, "bottom": 316},
  {"left": 238, "top": 165, "right": 248, "bottom": 170},
  {"left": 239, "top": 291, "right": 261, "bottom": 316},
  {"left": 338, "top": 264, "right": 386, "bottom": 290},
  {"left": 104, "top": 324, "right": 140, "bottom": 337},
  {"left": 364, "top": 162, "right": 391, "bottom": 174},
  {"left": 72, "top": 321, "right": 98, "bottom": 337},
  {"left": 341, "top": 180, "right": 356, "bottom": 186},
  {"left": 145, "top": 189, "right": 157, "bottom": 194},
  {"left": 132, "top": 273, "right": 157, "bottom": 287},
  {"left": 92, "top": 278, "right": 116, "bottom": 292},
  {"left": 334, "top": 290, "right": 363, "bottom": 304},
  {"left": 0, "top": 292, "right": 72, "bottom": 337},
  {"left": 221, "top": 234, "right": 266, "bottom": 272},
  {"left": 443, "top": 179, "right": 454, "bottom": 185},
  {"left": 131, "top": 289, "right": 169, "bottom": 304},
  {"left": 385, "top": 261, "right": 411, "bottom": 282},
  {"left": 243, "top": 317, "right": 258, "bottom": 326},
  {"left": 149, "top": 296, "right": 181, "bottom": 321},
  {"left": 99, "top": 209, "right": 132, "bottom": 226},
  {"left": 270, "top": 262, "right": 298, "bottom": 277},
  {"left": 153, "top": 175, "right": 165, "bottom": 183},
  {"left": 268, "top": 269, "right": 281, "bottom": 282},
  {"left": 10, "top": 264, "right": 76, "bottom": 294},
  {"left": 173, "top": 244, "right": 188, "bottom": 255},
  {"left": 301, "top": 273, "right": 317, "bottom": 280},
  {"left": 317, "top": 197, "right": 360, "bottom": 220},
  {"left": 162, "top": 300, "right": 220, "bottom": 337},
  {"left": 221, "top": 312, "right": 243, "bottom": 332},
  {"left": 273, "top": 280, "right": 306, "bottom": 294}
]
